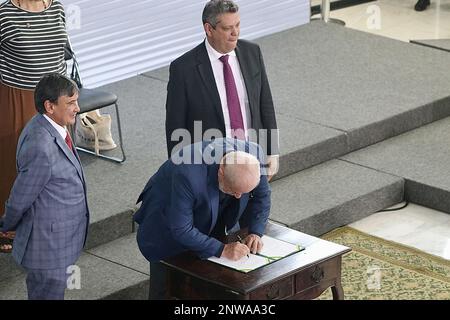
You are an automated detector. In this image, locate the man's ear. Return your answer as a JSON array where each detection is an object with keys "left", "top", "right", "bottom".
[
  {"left": 218, "top": 164, "right": 225, "bottom": 178},
  {"left": 204, "top": 23, "right": 213, "bottom": 37},
  {"left": 43, "top": 100, "right": 53, "bottom": 114}
]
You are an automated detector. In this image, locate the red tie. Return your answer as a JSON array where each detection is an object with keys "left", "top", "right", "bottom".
[{"left": 65, "top": 131, "right": 74, "bottom": 152}]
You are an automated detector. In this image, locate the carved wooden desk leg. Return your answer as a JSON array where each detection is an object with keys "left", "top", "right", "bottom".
[
  {"left": 331, "top": 280, "right": 344, "bottom": 300},
  {"left": 331, "top": 256, "right": 344, "bottom": 300}
]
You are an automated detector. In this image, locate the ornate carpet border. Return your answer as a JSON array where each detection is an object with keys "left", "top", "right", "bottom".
[{"left": 321, "top": 226, "right": 450, "bottom": 284}]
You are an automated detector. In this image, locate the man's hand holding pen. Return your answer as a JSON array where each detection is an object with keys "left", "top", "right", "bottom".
[
  {"left": 221, "top": 234, "right": 264, "bottom": 261},
  {"left": 236, "top": 235, "right": 250, "bottom": 258},
  {"left": 221, "top": 241, "right": 250, "bottom": 261}
]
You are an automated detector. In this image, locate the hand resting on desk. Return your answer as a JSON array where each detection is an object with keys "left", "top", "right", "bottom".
[{"left": 243, "top": 234, "right": 263, "bottom": 254}]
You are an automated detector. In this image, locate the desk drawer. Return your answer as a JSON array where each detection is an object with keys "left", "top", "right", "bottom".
[
  {"left": 250, "top": 276, "right": 294, "bottom": 300},
  {"left": 295, "top": 258, "right": 338, "bottom": 292}
]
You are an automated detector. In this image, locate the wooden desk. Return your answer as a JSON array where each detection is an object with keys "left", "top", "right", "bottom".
[{"left": 162, "top": 222, "right": 351, "bottom": 300}]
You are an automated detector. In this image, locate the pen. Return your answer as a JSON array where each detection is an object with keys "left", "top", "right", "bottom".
[{"left": 237, "top": 235, "right": 250, "bottom": 258}]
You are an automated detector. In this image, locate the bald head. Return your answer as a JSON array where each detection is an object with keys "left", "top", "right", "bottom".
[{"left": 218, "top": 151, "right": 260, "bottom": 198}]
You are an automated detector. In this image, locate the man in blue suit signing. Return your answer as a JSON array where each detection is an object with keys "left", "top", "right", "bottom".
[
  {"left": 134, "top": 138, "right": 271, "bottom": 299},
  {"left": 0, "top": 74, "right": 89, "bottom": 300}
]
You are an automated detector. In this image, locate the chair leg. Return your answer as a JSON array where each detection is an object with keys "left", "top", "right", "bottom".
[
  {"left": 114, "top": 102, "right": 126, "bottom": 162},
  {"left": 76, "top": 146, "right": 125, "bottom": 163},
  {"left": 75, "top": 103, "right": 126, "bottom": 163}
]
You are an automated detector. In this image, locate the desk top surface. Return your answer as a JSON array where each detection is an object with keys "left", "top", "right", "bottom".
[{"left": 162, "top": 221, "right": 351, "bottom": 294}]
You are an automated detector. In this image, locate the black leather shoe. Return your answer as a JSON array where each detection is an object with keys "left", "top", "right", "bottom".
[{"left": 414, "top": 0, "right": 430, "bottom": 11}]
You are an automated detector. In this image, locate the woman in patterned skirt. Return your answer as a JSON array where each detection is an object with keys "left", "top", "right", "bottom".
[{"left": 0, "top": 0, "right": 68, "bottom": 252}]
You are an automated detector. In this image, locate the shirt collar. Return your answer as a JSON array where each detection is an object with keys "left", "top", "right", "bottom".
[
  {"left": 205, "top": 38, "right": 237, "bottom": 62},
  {"left": 43, "top": 114, "right": 67, "bottom": 140}
]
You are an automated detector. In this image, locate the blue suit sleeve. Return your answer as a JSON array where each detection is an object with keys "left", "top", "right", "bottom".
[
  {"left": 167, "top": 169, "right": 223, "bottom": 259},
  {"left": 242, "top": 174, "right": 271, "bottom": 237},
  {"left": 1, "top": 135, "right": 51, "bottom": 232}
]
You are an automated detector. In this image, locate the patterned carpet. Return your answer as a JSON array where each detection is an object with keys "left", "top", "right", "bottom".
[{"left": 318, "top": 226, "right": 450, "bottom": 300}]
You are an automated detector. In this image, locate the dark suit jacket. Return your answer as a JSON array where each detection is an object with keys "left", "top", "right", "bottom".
[
  {"left": 165, "top": 39, "right": 279, "bottom": 158},
  {"left": 134, "top": 138, "right": 271, "bottom": 262}
]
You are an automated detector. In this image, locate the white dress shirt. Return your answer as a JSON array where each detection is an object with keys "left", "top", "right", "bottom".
[
  {"left": 43, "top": 114, "right": 68, "bottom": 140},
  {"left": 205, "top": 38, "right": 250, "bottom": 139}
]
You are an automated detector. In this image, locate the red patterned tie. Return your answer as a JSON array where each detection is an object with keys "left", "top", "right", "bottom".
[
  {"left": 219, "top": 55, "right": 245, "bottom": 140},
  {"left": 65, "top": 131, "right": 74, "bottom": 152}
]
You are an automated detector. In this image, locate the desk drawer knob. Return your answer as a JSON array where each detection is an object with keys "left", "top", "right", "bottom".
[
  {"left": 266, "top": 284, "right": 280, "bottom": 299},
  {"left": 311, "top": 266, "right": 324, "bottom": 283}
]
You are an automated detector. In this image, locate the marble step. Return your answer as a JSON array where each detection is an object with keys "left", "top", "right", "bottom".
[
  {"left": 270, "top": 159, "right": 404, "bottom": 236},
  {"left": 342, "top": 116, "right": 450, "bottom": 214}
]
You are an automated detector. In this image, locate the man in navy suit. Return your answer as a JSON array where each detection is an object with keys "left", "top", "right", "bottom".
[
  {"left": 134, "top": 138, "right": 271, "bottom": 299},
  {"left": 0, "top": 74, "right": 89, "bottom": 300},
  {"left": 165, "top": 0, "right": 279, "bottom": 180}
]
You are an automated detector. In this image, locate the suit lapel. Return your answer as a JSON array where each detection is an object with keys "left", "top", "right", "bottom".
[
  {"left": 72, "top": 147, "right": 86, "bottom": 182},
  {"left": 196, "top": 41, "right": 226, "bottom": 125},
  {"left": 37, "top": 115, "right": 85, "bottom": 182},
  {"left": 223, "top": 194, "right": 249, "bottom": 231},
  {"left": 55, "top": 138, "right": 84, "bottom": 182}
]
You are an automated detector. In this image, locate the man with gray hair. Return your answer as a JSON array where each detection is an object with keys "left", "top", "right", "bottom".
[
  {"left": 165, "top": 0, "right": 279, "bottom": 180},
  {"left": 134, "top": 138, "right": 271, "bottom": 299}
]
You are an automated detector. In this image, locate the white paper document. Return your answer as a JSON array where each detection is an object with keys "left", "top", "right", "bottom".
[{"left": 207, "top": 235, "right": 304, "bottom": 273}]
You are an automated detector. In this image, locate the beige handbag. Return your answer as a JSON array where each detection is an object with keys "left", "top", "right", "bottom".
[{"left": 75, "top": 110, "right": 117, "bottom": 155}]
